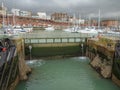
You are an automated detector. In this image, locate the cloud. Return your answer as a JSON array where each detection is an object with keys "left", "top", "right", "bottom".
[
  {"left": 103, "top": 12, "right": 120, "bottom": 18},
  {"left": 52, "top": 0, "right": 94, "bottom": 7},
  {"left": 1, "top": 0, "right": 120, "bottom": 18},
  {"left": 12, "top": 0, "right": 38, "bottom": 7}
]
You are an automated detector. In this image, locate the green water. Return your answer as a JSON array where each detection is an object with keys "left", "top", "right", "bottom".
[{"left": 15, "top": 57, "right": 120, "bottom": 90}]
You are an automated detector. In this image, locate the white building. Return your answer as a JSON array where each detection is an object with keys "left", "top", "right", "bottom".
[
  {"left": 79, "top": 19, "right": 85, "bottom": 24},
  {"left": 32, "top": 15, "right": 39, "bottom": 19},
  {"left": 20, "top": 10, "right": 31, "bottom": 17},
  {"left": 46, "top": 15, "right": 51, "bottom": 20},
  {"left": 37, "top": 12, "right": 47, "bottom": 19},
  {"left": 70, "top": 18, "right": 85, "bottom": 24},
  {"left": 11, "top": 8, "right": 20, "bottom": 16},
  {"left": 11, "top": 8, "right": 31, "bottom": 17},
  {"left": 0, "top": 5, "right": 7, "bottom": 15}
]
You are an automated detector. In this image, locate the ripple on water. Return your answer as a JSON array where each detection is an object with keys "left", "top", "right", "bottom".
[{"left": 26, "top": 59, "right": 45, "bottom": 67}]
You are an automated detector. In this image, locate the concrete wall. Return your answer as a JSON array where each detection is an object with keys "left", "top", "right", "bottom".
[
  {"left": 86, "top": 37, "right": 120, "bottom": 86},
  {"left": 7, "top": 38, "right": 31, "bottom": 90}
]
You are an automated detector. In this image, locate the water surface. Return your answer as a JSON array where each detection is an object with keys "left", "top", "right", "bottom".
[{"left": 15, "top": 57, "right": 120, "bottom": 90}]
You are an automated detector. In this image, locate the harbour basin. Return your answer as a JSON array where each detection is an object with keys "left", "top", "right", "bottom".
[{"left": 15, "top": 57, "right": 120, "bottom": 90}]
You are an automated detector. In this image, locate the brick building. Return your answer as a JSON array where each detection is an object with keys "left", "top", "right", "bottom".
[
  {"left": 51, "top": 12, "right": 69, "bottom": 22},
  {"left": 101, "top": 20, "right": 119, "bottom": 27}
]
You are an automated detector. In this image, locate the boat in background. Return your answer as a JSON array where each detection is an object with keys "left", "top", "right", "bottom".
[
  {"left": 45, "top": 25, "right": 55, "bottom": 31},
  {"left": 78, "top": 27, "right": 98, "bottom": 35},
  {"left": 23, "top": 27, "right": 33, "bottom": 33},
  {"left": 63, "top": 14, "right": 80, "bottom": 33},
  {"left": 97, "top": 29, "right": 106, "bottom": 34},
  {"left": 63, "top": 26, "right": 79, "bottom": 33},
  {"left": 13, "top": 25, "right": 26, "bottom": 34}
]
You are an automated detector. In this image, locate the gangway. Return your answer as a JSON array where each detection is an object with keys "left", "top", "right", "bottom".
[
  {"left": 0, "top": 38, "right": 16, "bottom": 67},
  {"left": 0, "top": 38, "right": 17, "bottom": 89}
]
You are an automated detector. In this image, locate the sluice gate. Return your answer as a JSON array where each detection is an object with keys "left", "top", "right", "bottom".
[{"left": 24, "top": 37, "right": 87, "bottom": 58}]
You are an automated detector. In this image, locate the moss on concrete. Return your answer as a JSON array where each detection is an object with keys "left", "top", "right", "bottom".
[{"left": 26, "top": 46, "right": 82, "bottom": 58}]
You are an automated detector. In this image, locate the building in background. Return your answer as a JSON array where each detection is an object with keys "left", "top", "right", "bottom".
[
  {"left": 11, "top": 8, "right": 20, "bottom": 16},
  {"left": 69, "top": 17, "right": 85, "bottom": 25},
  {"left": 101, "top": 20, "right": 119, "bottom": 27},
  {"left": 20, "top": 10, "right": 31, "bottom": 17},
  {"left": 37, "top": 12, "right": 47, "bottom": 19},
  {"left": 0, "top": 6, "right": 7, "bottom": 16},
  {"left": 0, "top": 4, "right": 7, "bottom": 27},
  {"left": 46, "top": 15, "right": 51, "bottom": 20},
  {"left": 101, "top": 20, "right": 120, "bottom": 30},
  {"left": 11, "top": 8, "right": 31, "bottom": 17},
  {"left": 51, "top": 12, "right": 69, "bottom": 22}
]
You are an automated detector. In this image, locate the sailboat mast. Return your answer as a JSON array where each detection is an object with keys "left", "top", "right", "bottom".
[
  {"left": 98, "top": 9, "right": 101, "bottom": 29},
  {"left": 2, "top": 2, "right": 5, "bottom": 27},
  {"left": 7, "top": 14, "right": 9, "bottom": 25},
  {"left": 13, "top": 13, "right": 16, "bottom": 26},
  {"left": 73, "top": 14, "right": 76, "bottom": 26},
  {"left": 89, "top": 16, "right": 91, "bottom": 28},
  {"left": 78, "top": 14, "right": 81, "bottom": 27}
]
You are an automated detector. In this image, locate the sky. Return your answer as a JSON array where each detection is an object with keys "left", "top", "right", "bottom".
[{"left": 0, "top": 0, "right": 120, "bottom": 19}]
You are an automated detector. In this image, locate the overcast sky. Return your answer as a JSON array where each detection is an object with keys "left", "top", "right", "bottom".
[{"left": 0, "top": 0, "right": 120, "bottom": 18}]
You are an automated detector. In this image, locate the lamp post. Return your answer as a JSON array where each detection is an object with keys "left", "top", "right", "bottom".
[{"left": 29, "top": 45, "right": 32, "bottom": 60}]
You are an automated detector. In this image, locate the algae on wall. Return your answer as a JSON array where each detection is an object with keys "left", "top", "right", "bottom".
[
  {"left": 87, "top": 37, "right": 120, "bottom": 85},
  {"left": 25, "top": 43, "right": 86, "bottom": 58},
  {"left": 31, "top": 46, "right": 80, "bottom": 57},
  {"left": 86, "top": 37, "right": 116, "bottom": 78}
]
